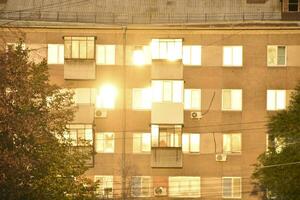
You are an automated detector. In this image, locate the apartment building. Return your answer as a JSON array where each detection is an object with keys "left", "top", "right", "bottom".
[{"left": 1, "top": 0, "right": 300, "bottom": 199}]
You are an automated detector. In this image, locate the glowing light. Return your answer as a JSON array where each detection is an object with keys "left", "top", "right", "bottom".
[
  {"left": 133, "top": 48, "right": 145, "bottom": 66},
  {"left": 96, "top": 84, "right": 117, "bottom": 109}
]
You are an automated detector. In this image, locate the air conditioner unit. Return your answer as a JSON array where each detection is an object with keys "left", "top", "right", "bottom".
[
  {"left": 95, "top": 109, "right": 107, "bottom": 118},
  {"left": 216, "top": 154, "right": 227, "bottom": 162},
  {"left": 154, "top": 186, "right": 167, "bottom": 196},
  {"left": 190, "top": 111, "right": 202, "bottom": 119}
]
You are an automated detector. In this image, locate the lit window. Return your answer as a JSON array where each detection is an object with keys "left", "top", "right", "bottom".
[
  {"left": 151, "top": 125, "right": 182, "bottom": 147},
  {"left": 133, "top": 133, "right": 151, "bottom": 153},
  {"left": 95, "top": 176, "right": 113, "bottom": 198},
  {"left": 169, "top": 176, "right": 200, "bottom": 198},
  {"left": 182, "top": 133, "right": 200, "bottom": 153},
  {"left": 223, "top": 133, "right": 241, "bottom": 154},
  {"left": 152, "top": 80, "right": 183, "bottom": 103},
  {"left": 64, "top": 37, "right": 95, "bottom": 59},
  {"left": 47, "top": 44, "right": 64, "bottom": 64},
  {"left": 223, "top": 46, "right": 243, "bottom": 66},
  {"left": 96, "top": 45, "right": 115, "bottom": 65},
  {"left": 222, "top": 89, "right": 242, "bottom": 111},
  {"left": 267, "top": 46, "right": 286, "bottom": 66},
  {"left": 183, "top": 45, "right": 201, "bottom": 65},
  {"left": 267, "top": 90, "right": 286, "bottom": 111},
  {"left": 131, "top": 176, "right": 152, "bottom": 197},
  {"left": 64, "top": 124, "right": 93, "bottom": 146},
  {"left": 223, "top": 177, "right": 241, "bottom": 198},
  {"left": 95, "top": 132, "right": 114, "bottom": 153},
  {"left": 151, "top": 39, "right": 182, "bottom": 60},
  {"left": 73, "top": 88, "right": 96, "bottom": 105},
  {"left": 184, "top": 89, "right": 201, "bottom": 110},
  {"left": 132, "top": 88, "right": 152, "bottom": 110},
  {"left": 288, "top": 0, "right": 298, "bottom": 11},
  {"left": 96, "top": 85, "right": 117, "bottom": 109},
  {"left": 132, "top": 46, "right": 152, "bottom": 65}
]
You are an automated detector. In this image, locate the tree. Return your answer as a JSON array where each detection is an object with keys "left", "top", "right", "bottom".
[
  {"left": 252, "top": 84, "right": 300, "bottom": 200},
  {"left": 0, "top": 43, "right": 97, "bottom": 200}
]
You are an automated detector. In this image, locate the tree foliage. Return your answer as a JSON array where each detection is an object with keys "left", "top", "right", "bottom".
[
  {"left": 253, "top": 83, "right": 300, "bottom": 200},
  {"left": 0, "top": 43, "right": 97, "bottom": 200}
]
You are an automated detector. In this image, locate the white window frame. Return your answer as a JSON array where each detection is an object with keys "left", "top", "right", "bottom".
[
  {"left": 223, "top": 46, "right": 243, "bottom": 67},
  {"left": 152, "top": 80, "right": 183, "bottom": 103},
  {"left": 73, "top": 88, "right": 96, "bottom": 105},
  {"left": 267, "top": 90, "right": 286, "bottom": 111},
  {"left": 184, "top": 89, "right": 201, "bottom": 110},
  {"left": 64, "top": 36, "right": 95, "bottom": 59},
  {"left": 64, "top": 124, "right": 93, "bottom": 146},
  {"left": 267, "top": 45, "right": 287, "bottom": 67},
  {"left": 169, "top": 176, "right": 201, "bottom": 198},
  {"left": 182, "top": 133, "right": 200, "bottom": 153},
  {"left": 222, "top": 89, "right": 243, "bottom": 111},
  {"left": 132, "top": 88, "right": 152, "bottom": 110},
  {"left": 132, "top": 133, "right": 151, "bottom": 154},
  {"left": 94, "top": 176, "right": 113, "bottom": 198},
  {"left": 222, "top": 177, "right": 242, "bottom": 199},
  {"left": 151, "top": 39, "right": 182, "bottom": 60},
  {"left": 131, "top": 176, "right": 152, "bottom": 197},
  {"left": 223, "top": 133, "right": 242, "bottom": 154},
  {"left": 96, "top": 45, "right": 116, "bottom": 65},
  {"left": 47, "top": 44, "right": 64, "bottom": 64},
  {"left": 95, "top": 132, "right": 114, "bottom": 153},
  {"left": 182, "top": 45, "right": 202, "bottom": 66}
]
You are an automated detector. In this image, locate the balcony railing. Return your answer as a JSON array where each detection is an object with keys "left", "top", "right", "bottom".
[
  {"left": 151, "top": 147, "right": 182, "bottom": 168},
  {"left": 0, "top": 10, "right": 282, "bottom": 25}
]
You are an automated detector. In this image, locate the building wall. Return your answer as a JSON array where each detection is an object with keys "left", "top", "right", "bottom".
[{"left": 1, "top": 25, "right": 300, "bottom": 199}]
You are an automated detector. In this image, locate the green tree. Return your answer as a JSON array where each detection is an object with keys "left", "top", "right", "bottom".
[
  {"left": 0, "top": 43, "right": 97, "bottom": 200},
  {"left": 253, "top": 84, "right": 300, "bottom": 200}
]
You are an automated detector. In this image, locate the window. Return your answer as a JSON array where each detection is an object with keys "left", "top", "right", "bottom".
[
  {"left": 151, "top": 39, "right": 182, "bottom": 60},
  {"left": 267, "top": 46, "right": 286, "bottom": 66},
  {"left": 132, "top": 88, "right": 152, "bottom": 110},
  {"left": 95, "top": 132, "right": 114, "bottom": 153},
  {"left": 131, "top": 176, "right": 152, "bottom": 197},
  {"left": 267, "top": 90, "right": 286, "bottom": 111},
  {"left": 223, "top": 133, "right": 241, "bottom": 154},
  {"left": 182, "top": 134, "right": 200, "bottom": 153},
  {"left": 64, "top": 124, "right": 93, "bottom": 146},
  {"left": 169, "top": 176, "right": 200, "bottom": 198},
  {"left": 223, "top": 46, "right": 243, "bottom": 66},
  {"left": 184, "top": 89, "right": 201, "bottom": 110},
  {"left": 6, "top": 43, "right": 25, "bottom": 51},
  {"left": 133, "top": 133, "right": 151, "bottom": 153},
  {"left": 96, "top": 45, "right": 115, "bottom": 65},
  {"left": 47, "top": 44, "right": 64, "bottom": 64},
  {"left": 73, "top": 88, "right": 96, "bottom": 105},
  {"left": 132, "top": 46, "right": 151, "bottom": 65},
  {"left": 288, "top": 0, "right": 298, "bottom": 11},
  {"left": 95, "top": 176, "right": 113, "bottom": 198},
  {"left": 152, "top": 80, "right": 183, "bottom": 103},
  {"left": 96, "top": 85, "right": 117, "bottom": 109},
  {"left": 222, "top": 89, "right": 242, "bottom": 111},
  {"left": 64, "top": 36, "right": 95, "bottom": 59},
  {"left": 183, "top": 45, "right": 201, "bottom": 65},
  {"left": 151, "top": 125, "right": 182, "bottom": 147},
  {"left": 223, "top": 177, "right": 241, "bottom": 198}
]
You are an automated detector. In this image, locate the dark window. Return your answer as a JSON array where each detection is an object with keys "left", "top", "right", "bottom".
[{"left": 288, "top": 0, "right": 299, "bottom": 12}]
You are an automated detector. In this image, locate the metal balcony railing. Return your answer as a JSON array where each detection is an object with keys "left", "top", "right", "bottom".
[{"left": 0, "top": 10, "right": 282, "bottom": 25}]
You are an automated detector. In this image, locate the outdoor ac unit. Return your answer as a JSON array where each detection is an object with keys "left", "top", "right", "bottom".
[
  {"left": 95, "top": 109, "right": 107, "bottom": 118},
  {"left": 154, "top": 186, "right": 167, "bottom": 196},
  {"left": 190, "top": 111, "right": 202, "bottom": 119},
  {"left": 216, "top": 154, "right": 227, "bottom": 162}
]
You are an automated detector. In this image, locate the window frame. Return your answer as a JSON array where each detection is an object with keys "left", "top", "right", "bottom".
[
  {"left": 94, "top": 175, "right": 113, "bottom": 198},
  {"left": 96, "top": 44, "right": 116, "bottom": 65},
  {"left": 182, "top": 133, "right": 200, "bottom": 153},
  {"left": 266, "top": 90, "right": 286, "bottom": 111},
  {"left": 47, "top": 44, "right": 64, "bottom": 64},
  {"left": 182, "top": 45, "right": 202, "bottom": 66},
  {"left": 288, "top": 0, "right": 299, "bottom": 12},
  {"left": 267, "top": 45, "right": 287, "bottom": 67},
  {"left": 222, "top": 89, "right": 243, "bottom": 111},
  {"left": 151, "top": 125, "right": 182, "bottom": 148},
  {"left": 132, "top": 133, "right": 151, "bottom": 154},
  {"left": 64, "top": 36, "right": 95, "bottom": 60},
  {"left": 152, "top": 80, "right": 184, "bottom": 103},
  {"left": 184, "top": 89, "right": 201, "bottom": 110},
  {"left": 223, "top": 133, "right": 242, "bottom": 154},
  {"left": 151, "top": 39, "right": 183, "bottom": 60},
  {"left": 222, "top": 46, "right": 243, "bottom": 67},
  {"left": 95, "top": 132, "right": 115, "bottom": 153},
  {"left": 131, "top": 176, "right": 152, "bottom": 197},
  {"left": 64, "top": 124, "right": 93, "bottom": 146},
  {"left": 132, "top": 88, "right": 152, "bottom": 110},
  {"left": 222, "top": 177, "right": 242, "bottom": 199},
  {"left": 169, "top": 176, "right": 201, "bottom": 198}
]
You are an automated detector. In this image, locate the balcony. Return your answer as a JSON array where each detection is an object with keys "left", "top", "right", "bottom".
[
  {"left": 151, "top": 102, "right": 183, "bottom": 124},
  {"left": 72, "top": 146, "right": 94, "bottom": 167},
  {"left": 151, "top": 59, "right": 183, "bottom": 80},
  {"left": 151, "top": 147, "right": 182, "bottom": 168},
  {"left": 64, "top": 59, "right": 96, "bottom": 80}
]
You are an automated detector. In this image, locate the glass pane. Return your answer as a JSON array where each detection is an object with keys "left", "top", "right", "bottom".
[
  {"left": 152, "top": 81, "right": 163, "bottom": 102},
  {"left": 184, "top": 89, "right": 192, "bottom": 109},
  {"left": 231, "top": 89, "right": 242, "bottom": 110},
  {"left": 87, "top": 40, "right": 94, "bottom": 59},
  {"left": 190, "top": 134, "right": 200, "bottom": 152},
  {"left": 95, "top": 133, "right": 104, "bottom": 153},
  {"left": 191, "top": 89, "right": 201, "bottom": 109},
  {"left": 172, "top": 81, "right": 183, "bottom": 103},
  {"left": 96, "top": 45, "right": 105, "bottom": 64},
  {"left": 191, "top": 46, "right": 201, "bottom": 65},
  {"left": 222, "top": 90, "right": 232, "bottom": 110},
  {"left": 233, "top": 46, "right": 242, "bottom": 66},
  {"left": 64, "top": 41, "right": 72, "bottom": 59},
  {"left": 47, "top": 44, "right": 58, "bottom": 64},
  {"left": 159, "top": 41, "right": 167, "bottom": 59},
  {"left": 174, "top": 40, "right": 183, "bottom": 60},
  {"left": 182, "top": 46, "right": 191, "bottom": 65},
  {"left": 233, "top": 178, "right": 241, "bottom": 198},
  {"left": 223, "top": 47, "right": 232, "bottom": 66},
  {"left": 223, "top": 134, "right": 231, "bottom": 153},
  {"left": 141, "top": 88, "right": 152, "bottom": 109},
  {"left": 85, "top": 129, "right": 93, "bottom": 142},
  {"left": 267, "top": 90, "right": 276, "bottom": 110},
  {"left": 71, "top": 40, "right": 79, "bottom": 58},
  {"left": 182, "top": 134, "right": 189, "bottom": 152},
  {"left": 163, "top": 81, "right": 172, "bottom": 101},
  {"left": 58, "top": 45, "right": 64, "bottom": 64},
  {"left": 151, "top": 125, "right": 159, "bottom": 147},
  {"left": 277, "top": 46, "right": 286, "bottom": 65},
  {"left": 167, "top": 41, "right": 175, "bottom": 60},
  {"left": 231, "top": 134, "right": 241, "bottom": 152},
  {"left": 133, "top": 133, "right": 141, "bottom": 153},
  {"left": 106, "top": 45, "right": 115, "bottom": 64},
  {"left": 267, "top": 46, "right": 277, "bottom": 66},
  {"left": 104, "top": 132, "right": 114, "bottom": 153},
  {"left": 151, "top": 39, "right": 159, "bottom": 59},
  {"left": 142, "top": 133, "right": 151, "bottom": 152},
  {"left": 223, "top": 178, "right": 232, "bottom": 198},
  {"left": 276, "top": 90, "right": 286, "bottom": 110},
  {"left": 79, "top": 40, "right": 87, "bottom": 59},
  {"left": 132, "top": 177, "right": 141, "bottom": 196},
  {"left": 132, "top": 89, "right": 142, "bottom": 109}
]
